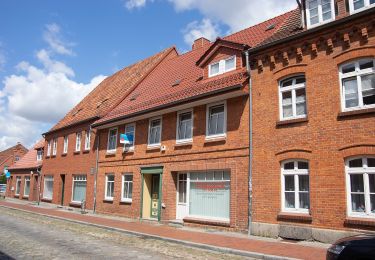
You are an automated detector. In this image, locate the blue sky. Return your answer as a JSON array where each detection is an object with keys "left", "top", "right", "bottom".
[{"left": 0, "top": 0, "right": 296, "bottom": 150}]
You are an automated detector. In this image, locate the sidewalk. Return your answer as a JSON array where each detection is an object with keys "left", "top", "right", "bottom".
[{"left": 0, "top": 199, "right": 327, "bottom": 260}]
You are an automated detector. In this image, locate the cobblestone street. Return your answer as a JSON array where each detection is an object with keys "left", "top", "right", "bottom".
[{"left": 0, "top": 207, "right": 253, "bottom": 260}]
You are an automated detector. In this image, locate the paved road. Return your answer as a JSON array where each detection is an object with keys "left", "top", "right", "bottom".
[{"left": 0, "top": 207, "right": 253, "bottom": 260}]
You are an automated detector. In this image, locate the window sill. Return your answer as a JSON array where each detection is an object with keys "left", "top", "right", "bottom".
[
  {"left": 204, "top": 135, "right": 226, "bottom": 143},
  {"left": 22, "top": 196, "right": 29, "bottom": 199},
  {"left": 120, "top": 199, "right": 132, "bottom": 204},
  {"left": 106, "top": 151, "right": 117, "bottom": 156},
  {"left": 175, "top": 140, "right": 193, "bottom": 147},
  {"left": 123, "top": 148, "right": 135, "bottom": 154},
  {"left": 277, "top": 212, "right": 312, "bottom": 223},
  {"left": 69, "top": 201, "right": 82, "bottom": 207},
  {"left": 14, "top": 195, "right": 20, "bottom": 198},
  {"left": 62, "top": 153, "right": 67, "bottom": 156},
  {"left": 51, "top": 155, "right": 56, "bottom": 158},
  {"left": 147, "top": 145, "right": 161, "bottom": 151},
  {"left": 73, "top": 151, "right": 80, "bottom": 154},
  {"left": 345, "top": 217, "right": 375, "bottom": 227},
  {"left": 276, "top": 117, "right": 308, "bottom": 127},
  {"left": 103, "top": 198, "right": 114, "bottom": 203},
  {"left": 183, "top": 216, "right": 230, "bottom": 227},
  {"left": 83, "top": 149, "right": 90, "bottom": 154},
  {"left": 41, "top": 198, "right": 52, "bottom": 202},
  {"left": 338, "top": 107, "right": 375, "bottom": 118}
]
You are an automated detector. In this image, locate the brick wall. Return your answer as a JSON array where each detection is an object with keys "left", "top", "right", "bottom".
[{"left": 250, "top": 13, "right": 375, "bottom": 231}]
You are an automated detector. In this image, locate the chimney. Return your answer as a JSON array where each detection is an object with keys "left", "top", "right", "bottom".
[{"left": 192, "top": 37, "right": 210, "bottom": 50}]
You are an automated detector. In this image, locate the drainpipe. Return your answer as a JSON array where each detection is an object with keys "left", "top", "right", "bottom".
[
  {"left": 245, "top": 51, "right": 253, "bottom": 236},
  {"left": 93, "top": 127, "right": 99, "bottom": 213}
]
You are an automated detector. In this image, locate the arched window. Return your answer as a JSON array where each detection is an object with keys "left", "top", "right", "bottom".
[
  {"left": 279, "top": 76, "right": 307, "bottom": 120},
  {"left": 346, "top": 157, "right": 375, "bottom": 217},
  {"left": 281, "top": 160, "right": 310, "bottom": 213}
]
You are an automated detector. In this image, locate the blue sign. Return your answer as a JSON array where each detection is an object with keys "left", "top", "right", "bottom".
[
  {"left": 120, "top": 133, "right": 133, "bottom": 144},
  {"left": 5, "top": 170, "right": 10, "bottom": 179}
]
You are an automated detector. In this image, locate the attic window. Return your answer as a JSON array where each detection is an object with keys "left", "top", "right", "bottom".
[
  {"left": 72, "top": 108, "right": 83, "bottom": 117},
  {"left": 266, "top": 24, "right": 275, "bottom": 31},
  {"left": 172, "top": 79, "right": 182, "bottom": 87},
  {"left": 130, "top": 93, "right": 140, "bottom": 101},
  {"left": 97, "top": 98, "right": 109, "bottom": 108},
  {"left": 208, "top": 56, "right": 236, "bottom": 78}
]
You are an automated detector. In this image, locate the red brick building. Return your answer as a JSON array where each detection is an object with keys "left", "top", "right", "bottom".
[
  {"left": 6, "top": 139, "right": 44, "bottom": 202},
  {"left": 247, "top": 0, "right": 375, "bottom": 242},
  {"left": 0, "top": 143, "right": 28, "bottom": 176},
  {"left": 41, "top": 48, "right": 176, "bottom": 210}
]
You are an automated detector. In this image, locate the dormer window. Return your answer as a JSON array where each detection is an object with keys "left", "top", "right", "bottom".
[
  {"left": 208, "top": 56, "right": 236, "bottom": 78},
  {"left": 306, "top": 0, "right": 335, "bottom": 28},
  {"left": 37, "top": 150, "right": 43, "bottom": 161},
  {"left": 349, "top": 0, "right": 375, "bottom": 13}
]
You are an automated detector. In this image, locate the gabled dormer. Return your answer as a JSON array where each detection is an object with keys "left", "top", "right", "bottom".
[
  {"left": 196, "top": 38, "right": 248, "bottom": 80},
  {"left": 301, "top": 0, "right": 375, "bottom": 29}
]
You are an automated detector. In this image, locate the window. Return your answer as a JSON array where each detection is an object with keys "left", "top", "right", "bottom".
[
  {"left": 208, "top": 56, "right": 236, "bottom": 77},
  {"left": 346, "top": 157, "right": 375, "bottom": 217},
  {"left": 84, "top": 130, "right": 91, "bottom": 151},
  {"left": 122, "top": 174, "right": 133, "bottom": 202},
  {"left": 43, "top": 176, "right": 54, "bottom": 200},
  {"left": 189, "top": 171, "right": 230, "bottom": 220},
  {"left": 349, "top": 0, "right": 375, "bottom": 13},
  {"left": 148, "top": 117, "right": 162, "bottom": 146},
  {"left": 52, "top": 138, "right": 57, "bottom": 156},
  {"left": 24, "top": 176, "right": 30, "bottom": 197},
  {"left": 75, "top": 132, "right": 81, "bottom": 152},
  {"left": 340, "top": 59, "right": 375, "bottom": 110},
  {"left": 206, "top": 102, "right": 226, "bottom": 138},
  {"left": 72, "top": 175, "right": 87, "bottom": 203},
  {"left": 37, "top": 149, "right": 43, "bottom": 161},
  {"left": 15, "top": 176, "right": 21, "bottom": 195},
  {"left": 105, "top": 174, "right": 115, "bottom": 200},
  {"left": 15, "top": 156, "right": 20, "bottom": 161},
  {"left": 281, "top": 160, "right": 310, "bottom": 213},
  {"left": 107, "top": 128, "right": 118, "bottom": 152},
  {"left": 47, "top": 140, "right": 52, "bottom": 156},
  {"left": 124, "top": 123, "right": 135, "bottom": 151},
  {"left": 63, "top": 135, "right": 68, "bottom": 154},
  {"left": 279, "top": 76, "right": 307, "bottom": 120},
  {"left": 176, "top": 110, "right": 193, "bottom": 143},
  {"left": 306, "top": 0, "right": 335, "bottom": 28}
]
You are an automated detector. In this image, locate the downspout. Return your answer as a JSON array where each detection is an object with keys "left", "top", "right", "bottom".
[
  {"left": 245, "top": 50, "right": 253, "bottom": 236},
  {"left": 93, "top": 127, "right": 99, "bottom": 213}
]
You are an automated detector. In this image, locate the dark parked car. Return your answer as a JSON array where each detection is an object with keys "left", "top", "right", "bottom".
[{"left": 327, "top": 234, "right": 375, "bottom": 260}]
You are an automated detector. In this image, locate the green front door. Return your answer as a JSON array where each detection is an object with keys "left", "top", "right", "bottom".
[{"left": 150, "top": 174, "right": 160, "bottom": 219}]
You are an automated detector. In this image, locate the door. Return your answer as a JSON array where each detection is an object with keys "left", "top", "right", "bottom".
[
  {"left": 150, "top": 174, "right": 160, "bottom": 219},
  {"left": 176, "top": 173, "right": 189, "bottom": 220},
  {"left": 32, "top": 176, "right": 38, "bottom": 201},
  {"left": 60, "top": 174, "right": 65, "bottom": 205}
]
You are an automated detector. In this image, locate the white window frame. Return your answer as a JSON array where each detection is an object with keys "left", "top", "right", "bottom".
[
  {"left": 47, "top": 140, "right": 52, "bottom": 157},
  {"left": 52, "top": 138, "right": 57, "bottom": 156},
  {"left": 279, "top": 75, "right": 307, "bottom": 120},
  {"left": 104, "top": 174, "right": 115, "bottom": 201},
  {"left": 306, "top": 0, "right": 335, "bottom": 29},
  {"left": 349, "top": 0, "right": 375, "bottom": 14},
  {"left": 208, "top": 56, "right": 236, "bottom": 78},
  {"left": 63, "top": 135, "right": 68, "bottom": 154},
  {"left": 24, "top": 176, "right": 30, "bottom": 197},
  {"left": 121, "top": 173, "right": 133, "bottom": 203},
  {"left": 84, "top": 130, "right": 91, "bottom": 151},
  {"left": 124, "top": 123, "right": 136, "bottom": 152},
  {"left": 107, "top": 127, "right": 118, "bottom": 153},
  {"left": 205, "top": 101, "right": 227, "bottom": 140},
  {"left": 71, "top": 175, "right": 87, "bottom": 203},
  {"left": 339, "top": 58, "right": 375, "bottom": 112},
  {"left": 281, "top": 160, "right": 310, "bottom": 214},
  {"left": 43, "top": 176, "right": 54, "bottom": 200},
  {"left": 15, "top": 176, "right": 21, "bottom": 196},
  {"left": 148, "top": 117, "right": 162, "bottom": 148},
  {"left": 75, "top": 132, "right": 81, "bottom": 152},
  {"left": 345, "top": 157, "right": 375, "bottom": 218},
  {"left": 176, "top": 109, "right": 193, "bottom": 144},
  {"left": 37, "top": 149, "right": 43, "bottom": 161}
]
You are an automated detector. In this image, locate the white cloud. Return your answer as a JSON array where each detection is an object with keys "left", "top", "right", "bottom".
[
  {"left": 183, "top": 18, "right": 220, "bottom": 46},
  {"left": 124, "top": 0, "right": 149, "bottom": 10},
  {"left": 169, "top": 0, "right": 297, "bottom": 32},
  {"left": 0, "top": 24, "right": 106, "bottom": 150},
  {"left": 43, "top": 23, "right": 75, "bottom": 56}
]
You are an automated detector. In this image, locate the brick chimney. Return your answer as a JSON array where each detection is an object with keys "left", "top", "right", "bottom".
[{"left": 192, "top": 37, "right": 210, "bottom": 50}]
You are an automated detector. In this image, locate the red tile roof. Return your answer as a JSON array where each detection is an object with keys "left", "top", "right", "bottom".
[
  {"left": 94, "top": 9, "right": 299, "bottom": 126},
  {"left": 47, "top": 47, "right": 178, "bottom": 133},
  {"left": 8, "top": 139, "right": 44, "bottom": 171}
]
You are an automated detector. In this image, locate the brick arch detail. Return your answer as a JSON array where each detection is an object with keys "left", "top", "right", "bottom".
[
  {"left": 273, "top": 63, "right": 308, "bottom": 80},
  {"left": 338, "top": 144, "right": 375, "bottom": 159},
  {"left": 275, "top": 149, "right": 313, "bottom": 163},
  {"left": 333, "top": 45, "right": 375, "bottom": 65}
]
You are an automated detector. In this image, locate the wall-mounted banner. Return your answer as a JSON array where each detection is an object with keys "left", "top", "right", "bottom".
[{"left": 120, "top": 134, "right": 133, "bottom": 144}]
